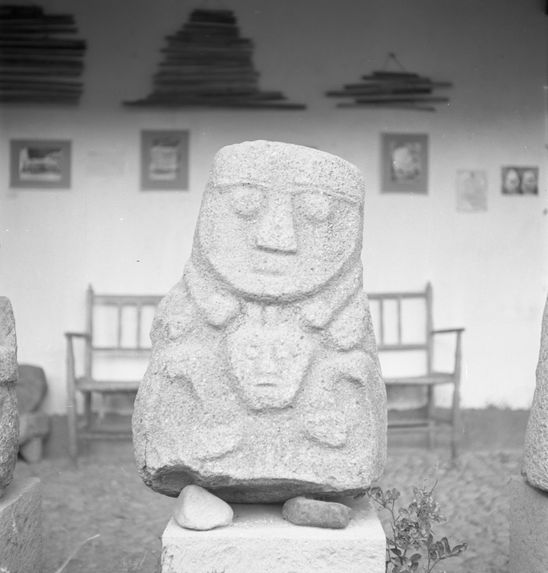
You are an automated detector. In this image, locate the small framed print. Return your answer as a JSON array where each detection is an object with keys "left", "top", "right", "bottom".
[
  {"left": 456, "top": 170, "right": 487, "bottom": 213},
  {"left": 381, "top": 133, "right": 428, "bottom": 194},
  {"left": 141, "top": 130, "right": 189, "bottom": 191},
  {"left": 10, "top": 139, "right": 71, "bottom": 189},
  {"left": 501, "top": 166, "right": 538, "bottom": 195}
]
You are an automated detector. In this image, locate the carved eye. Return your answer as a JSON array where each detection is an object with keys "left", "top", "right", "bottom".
[
  {"left": 246, "top": 342, "right": 260, "bottom": 359},
  {"left": 230, "top": 187, "right": 265, "bottom": 218},
  {"left": 295, "top": 192, "right": 332, "bottom": 222}
]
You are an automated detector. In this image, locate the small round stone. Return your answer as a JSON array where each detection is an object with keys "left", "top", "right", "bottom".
[
  {"left": 282, "top": 496, "right": 352, "bottom": 529},
  {"left": 173, "top": 485, "right": 233, "bottom": 531}
]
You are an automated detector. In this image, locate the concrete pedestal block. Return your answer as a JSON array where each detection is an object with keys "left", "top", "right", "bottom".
[
  {"left": 162, "top": 497, "right": 386, "bottom": 573},
  {"left": 509, "top": 477, "right": 548, "bottom": 573},
  {"left": 0, "top": 477, "right": 42, "bottom": 573}
]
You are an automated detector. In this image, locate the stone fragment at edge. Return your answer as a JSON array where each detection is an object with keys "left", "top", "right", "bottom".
[
  {"left": 523, "top": 294, "right": 548, "bottom": 491},
  {"left": 0, "top": 297, "right": 19, "bottom": 498},
  {"left": 133, "top": 140, "right": 387, "bottom": 503}
]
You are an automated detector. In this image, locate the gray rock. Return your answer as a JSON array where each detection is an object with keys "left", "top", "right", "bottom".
[
  {"left": 0, "top": 297, "right": 18, "bottom": 498},
  {"left": 173, "top": 485, "right": 233, "bottom": 531},
  {"left": 523, "top": 295, "right": 548, "bottom": 490},
  {"left": 133, "top": 140, "right": 387, "bottom": 503},
  {"left": 282, "top": 496, "right": 352, "bottom": 529},
  {"left": 16, "top": 364, "right": 47, "bottom": 414}
]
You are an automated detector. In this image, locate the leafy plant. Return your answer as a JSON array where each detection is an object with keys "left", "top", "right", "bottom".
[{"left": 365, "top": 484, "right": 467, "bottom": 573}]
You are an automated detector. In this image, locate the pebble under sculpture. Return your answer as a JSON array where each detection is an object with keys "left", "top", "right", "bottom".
[{"left": 133, "top": 140, "right": 387, "bottom": 505}]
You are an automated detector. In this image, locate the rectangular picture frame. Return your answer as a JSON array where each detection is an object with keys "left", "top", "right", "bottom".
[
  {"left": 501, "top": 166, "right": 539, "bottom": 195},
  {"left": 456, "top": 169, "right": 488, "bottom": 212},
  {"left": 381, "top": 132, "right": 428, "bottom": 194},
  {"left": 10, "top": 139, "right": 71, "bottom": 189},
  {"left": 141, "top": 129, "right": 189, "bottom": 191}
]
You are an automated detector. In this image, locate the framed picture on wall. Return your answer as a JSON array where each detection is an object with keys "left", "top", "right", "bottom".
[
  {"left": 381, "top": 133, "right": 428, "bottom": 194},
  {"left": 501, "top": 166, "right": 538, "bottom": 195},
  {"left": 10, "top": 139, "right": 71, "bottom": 189},
  {"left": 141, "top": 130, "right": 189, "bottom": 191},
  {"left": 456, "top": 169, "right": 487, "bottom": 212}
]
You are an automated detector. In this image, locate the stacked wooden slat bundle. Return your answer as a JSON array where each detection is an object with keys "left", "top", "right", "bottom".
[
  {"left": 125, "top": 8, "right": 304, "bottom": 110},
  {"left": 327, "top": 55, "right": 452, "bottom": 112},
  {"left": 0, "top": 4, "right": 85, "bottom": 104}
]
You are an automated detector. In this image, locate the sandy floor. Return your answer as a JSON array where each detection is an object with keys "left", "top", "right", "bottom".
[{"left": 14, "top": 446, "right": 520, "bottom": 573}]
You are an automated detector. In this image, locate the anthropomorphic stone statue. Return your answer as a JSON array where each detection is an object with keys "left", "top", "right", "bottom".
[
  {"left": 133, "top": 140, "right": 387, "bottom": 503},
  {"left": 523, "top": 294, "right": 548, "bottom": 491},
  {"left": 0, "top": 297, "right": 19, "bottom": 498}
]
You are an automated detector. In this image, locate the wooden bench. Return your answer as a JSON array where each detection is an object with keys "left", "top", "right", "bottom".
[
  {"left": 368, "top": 283, "right": 464, "bottom": 459},
  {"left": 65, "top": 285, "right": 162, "bottom": 459}
]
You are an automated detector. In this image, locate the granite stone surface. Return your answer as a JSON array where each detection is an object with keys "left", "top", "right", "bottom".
[
  {"left": 161, "top": 497, "right": 386, "bottom": 573},
  {"left": 133, "top": 140, "right": 387, "bottom": 502},
  {"left": 282, "top": 496, "right": 352, "bottom": 529},
  {"left": 0, "top": 297, "right": 18, "bottom": 498},
  {"left": 509, "top": 476, "right": 548, "bottom": 573},
  {"left": 0, "top": 477, "right": 42, "bottom": 572},
  {"left": 172, "top": 484, "right": 233, "bottom": 531},
  {"left": 523, "top": 295, "right": 548, "bottom": 491}
]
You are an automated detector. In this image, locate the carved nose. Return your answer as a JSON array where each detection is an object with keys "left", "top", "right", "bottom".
[
  {"left": 257, "top": 347, "right": 278, "bottom": 374},
  {"left": 255, "top": 195, "right": 297, "bottom": 253}
]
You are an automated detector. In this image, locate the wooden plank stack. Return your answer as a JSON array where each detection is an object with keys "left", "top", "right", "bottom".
[
  {"left": 326, "top": 55, "right": 452, "bottom": 112},
  {"left": 124, "top": 8, "right": 305, "bottom": 110},
  {"left": 0, "top": 4, "right": 86, "bottom": 105}
]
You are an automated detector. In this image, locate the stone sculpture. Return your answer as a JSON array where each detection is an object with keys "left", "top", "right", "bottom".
[
  {"left": 523, "top": 294, "right": 548, "bottom": 491},
  {"left": 133, "top": 140, "right": 387, "bottom": 503},
  {"left": 0, "top": 297, "right": 19, "bottom": 498}
]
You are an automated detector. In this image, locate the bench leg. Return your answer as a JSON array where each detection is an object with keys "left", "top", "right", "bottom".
[
  {"left": 426, "top": 386, "right": 436, "bottom": 450},
  {"left": 67, "top": 393, "right": 78, "bottom": 461},
  {"left": 450, "top": 395, "right": 461, "bottom": 462},
  {"left": 426, "top": 421, "right": 435, "bottom": 450},
  {"left": 84, "top": 391, "right": 93, "bottom": 428}
]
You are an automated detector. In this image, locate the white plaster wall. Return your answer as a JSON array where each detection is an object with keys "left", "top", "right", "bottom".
[{"left": 0, "top": 0, "right": 546, "bottom": 413}]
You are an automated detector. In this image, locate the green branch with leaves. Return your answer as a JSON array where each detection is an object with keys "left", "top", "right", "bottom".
[{"left": 365, "top": 484, "right": 467, "bottom": 573}]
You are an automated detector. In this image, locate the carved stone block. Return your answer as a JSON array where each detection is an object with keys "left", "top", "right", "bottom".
[
  {"left": 523, "top": 295, "right": 548, "bottom": 491},
  {"left": 0, "top": 477, "right": 42, "bottom": 572},
  {"left": 0, "top": 297, "right": 18, "bottom": 498},
  {"left": 161, "top": 498, "right": 386, "bottom": 573},
  {"left": 133, "top": 141, "right": 387, "bottom": 502}
]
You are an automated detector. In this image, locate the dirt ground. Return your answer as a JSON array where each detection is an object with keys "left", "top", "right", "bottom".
[{"left": 13, "top": 443, "right": 520, "bottom": 573}]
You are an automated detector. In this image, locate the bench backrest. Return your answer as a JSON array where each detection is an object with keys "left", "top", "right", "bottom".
[
  {"left": 368, "top": 283, "right": 433, "bottom": 376},
  {"left": 84, "top": 285, "right": 163, "bottom": 379}
]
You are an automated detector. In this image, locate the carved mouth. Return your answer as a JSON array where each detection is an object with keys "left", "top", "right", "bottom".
[
  {"left": 253, "top": 376, "right": 282, "bottom": 388},
  {"left": 252, "top": 265, "right": 285, "bottom": 276}
]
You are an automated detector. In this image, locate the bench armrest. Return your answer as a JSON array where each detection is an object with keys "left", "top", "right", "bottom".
[
  {"left": 430, "top": 327, "right": 464, "bottom": 380},
  {"left": 65, "top": 332, "right": 91, "bottom": 391},
  {"left": 65, "top": 331, "right": 91, "bottom": 340},
  {"left": 431, "top": 327, "right": 465, "bottom": 335}
]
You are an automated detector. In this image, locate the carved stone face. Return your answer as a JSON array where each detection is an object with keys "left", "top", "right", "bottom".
[
  {"left": 227, "top": 312, "right": 313, "bottom": 410},
  {"left": 195, "top": 141, "right": 364, "bottom": 301}
]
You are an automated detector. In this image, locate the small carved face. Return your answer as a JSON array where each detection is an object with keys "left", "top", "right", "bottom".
[
  {"left": 227, "top": 317, "right": 313, "bottom": 411},
  {"left": 197, "top": 185, "right": 362, "bottom": 300}
]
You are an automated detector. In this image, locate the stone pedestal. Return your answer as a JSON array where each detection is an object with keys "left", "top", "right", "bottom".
[
  {"left": 509, "top": 477, "right": 548, "bottom": 573},
  {"left": 0, "top": 477, "right": 42, "bottom": 573},
  {"left": 162, "top": 497, "right": 385, "bottom": 573}
]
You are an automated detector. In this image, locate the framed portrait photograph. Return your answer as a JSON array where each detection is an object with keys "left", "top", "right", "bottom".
[
  {"left": 10, "top": 139, "right": 71, "bottom": 189},
  {"left": 381, "top": 133, "right": 428, "bottom": 194},
  {"left": 141, "top": 130, "right": 189, "bottom": 191},
  {"left": 501, "top": 166, "right": 538, "bottom": 195}
]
